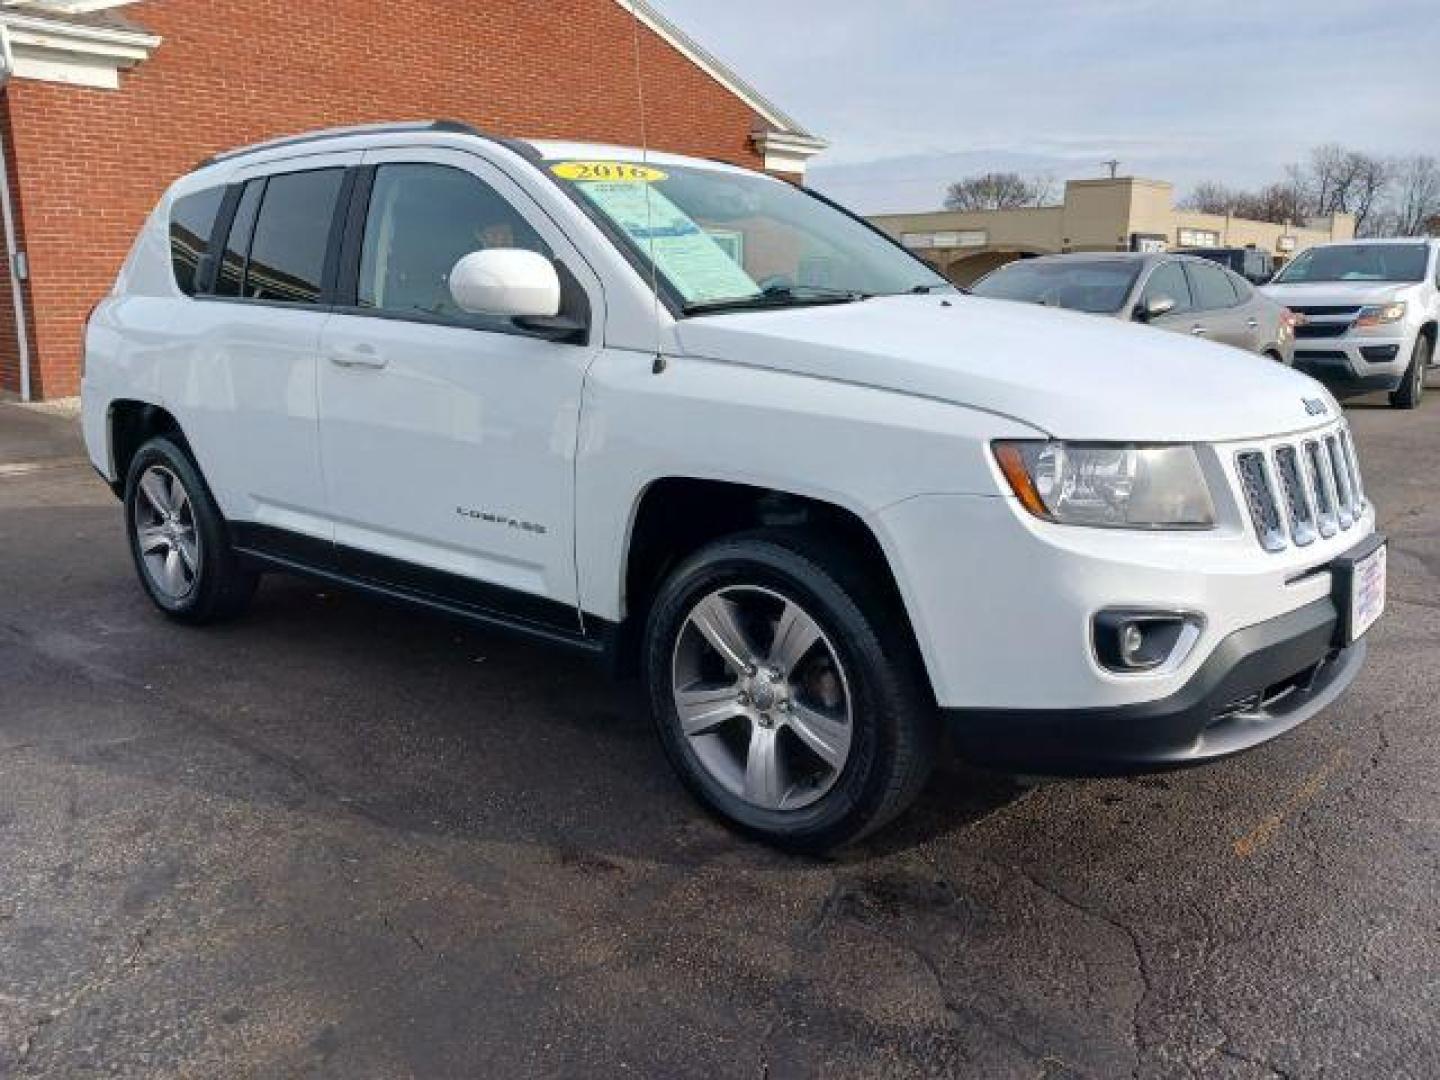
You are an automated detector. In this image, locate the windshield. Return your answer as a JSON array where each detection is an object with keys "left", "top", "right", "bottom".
[
  {"left": 546, "top": 159, "right": 948, "bottom": 314},
  {"left": 1273, "top": 244, "right": 1429, "bottom": 284},
  {"left": 971, "top": 259, "right": 1140, "bottom": 314}
]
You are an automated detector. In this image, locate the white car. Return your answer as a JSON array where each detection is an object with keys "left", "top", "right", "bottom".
[
  {"left": 80, "top": 122, "right": 1385, "bottom": 850},
  {"left": 1263, "top": 238, "right": 1439, "bottom": 409}
]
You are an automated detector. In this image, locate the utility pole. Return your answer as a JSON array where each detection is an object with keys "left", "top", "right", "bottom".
[{"left": 1102, "top": 159, "right": 1121, "bottom": 179}]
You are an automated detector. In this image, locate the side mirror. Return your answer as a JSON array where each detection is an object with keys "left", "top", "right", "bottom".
[
  {"left": 1136, "top": 294, "right": 1176, "bottom": 322},
  {"left": 449, "top": 249, "right": 561, "bottom": 319}
]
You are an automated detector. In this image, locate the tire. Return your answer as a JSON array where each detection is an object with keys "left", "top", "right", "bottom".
[
  {"left": 643, "top": 529, "right": 937, "bottom": 853},
  {"left": 1389, "top": 335, "right": 1430, "bottom": 409},
  {"left": 123, "top": 436, "right": 257, "bottom": 623}
]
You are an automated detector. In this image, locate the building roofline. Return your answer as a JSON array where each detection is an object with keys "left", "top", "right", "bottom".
[{"left": 614, "top": 0, "right": 818, "bottom": 140}]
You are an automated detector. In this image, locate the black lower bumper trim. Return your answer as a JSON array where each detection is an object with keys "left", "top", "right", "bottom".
[
  {"left": 1294, "top": 360, "right": 1402, "bottom": 395},
  {"left": 945, "top": 596, "right": 1365, "bottom": 776}
]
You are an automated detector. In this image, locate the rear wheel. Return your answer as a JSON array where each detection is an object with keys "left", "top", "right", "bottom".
[
  {"left": 124, "top": 437, "right": 257, "bottom": 623},
  {"left": 644, "top": 531, "right": 936, "bottom": 852},
  {"left": 1389, "top": 335, "right": 1430, "bottom": 409}
]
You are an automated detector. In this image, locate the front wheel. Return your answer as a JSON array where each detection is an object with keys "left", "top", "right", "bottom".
[
  {"left": 644, "top": 531, "right": 936, "bottom": 852},
  {"left": 1389, "top": 335, "right": 1430, "bottom": 409}
]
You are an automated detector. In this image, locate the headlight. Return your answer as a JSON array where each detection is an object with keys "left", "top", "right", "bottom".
[
  {"left": 1354, "top": 301, "right": 1406, "bottom": 328},
  {"left": 993, "top": 441, "right": 1216, "bottom": 528}
]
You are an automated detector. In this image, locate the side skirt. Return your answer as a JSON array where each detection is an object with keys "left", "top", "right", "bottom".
[{"left": 230, "top": 522, "right": 611, "bottom": 658}]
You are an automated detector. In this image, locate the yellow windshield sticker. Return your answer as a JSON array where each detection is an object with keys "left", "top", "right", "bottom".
[{"left": 551, "top": 161, "right": 668, "bottom": 184}]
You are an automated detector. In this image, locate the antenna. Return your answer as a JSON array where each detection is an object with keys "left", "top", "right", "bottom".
[
  {"left": 1102, "top": 158, "right": 1121, "bottom": 179},
  {"left": 628, "top": 2, "right": 667, "bottom": 374}
]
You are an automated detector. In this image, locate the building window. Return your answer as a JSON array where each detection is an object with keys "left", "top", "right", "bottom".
[{"left": 1177, "top": 227, "right": 1221, "bottom": 248}]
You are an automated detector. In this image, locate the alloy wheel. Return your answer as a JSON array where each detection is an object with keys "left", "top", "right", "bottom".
[
  {"left": 671, "top": 585, "right": 853, "bottom": 812},
  {"left": 132, "top": 464, "right": 201, "bottom": 600}
]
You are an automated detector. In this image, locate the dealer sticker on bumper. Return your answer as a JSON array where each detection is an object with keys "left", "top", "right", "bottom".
[{"left": 1346, "top": 542, "right": 1387, "bottom": 643}]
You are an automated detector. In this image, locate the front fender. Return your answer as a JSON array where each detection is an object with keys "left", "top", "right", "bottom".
[{"left": 574, "top": 350, "right": 1041, "bottom": 621}]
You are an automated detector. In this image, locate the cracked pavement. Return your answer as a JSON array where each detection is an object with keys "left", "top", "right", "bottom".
[{"left": 0, "top": 396, "right": 1437, "bottom": 1078}]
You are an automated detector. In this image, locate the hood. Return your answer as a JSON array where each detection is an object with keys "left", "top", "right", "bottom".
[
  {"left": 675, "top": 294, "right": 1336, "bottom": 443},
  {"left": 1261, "top": 280, "right": 1417, "bottom": 306}
]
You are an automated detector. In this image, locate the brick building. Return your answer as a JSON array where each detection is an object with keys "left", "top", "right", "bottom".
[{"left": 0, "top": 0, "right": 824, "bottom": 400}]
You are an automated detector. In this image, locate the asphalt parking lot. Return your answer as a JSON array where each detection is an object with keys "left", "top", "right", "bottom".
[{"left": 0, "top": 396, "right": 1436, "bottom": 1079}]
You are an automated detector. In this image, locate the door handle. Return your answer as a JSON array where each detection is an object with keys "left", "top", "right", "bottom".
[
  {"left": 1191, "top": 325, "right": 1208, "bottom": 336},
  {"left": 328, "top": 344, "right": 387, "bottom": 370},
  {"left": 1246, "top": 318, "right": 1259, "bottom": 329}
]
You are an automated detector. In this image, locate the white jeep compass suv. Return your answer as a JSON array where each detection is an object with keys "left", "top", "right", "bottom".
[
  {"left": 1263, "top": 238, "right": 1440, "bottom": 409},
  {"left": 81, "top": 122, "right": 1386, "bottom": 850}
]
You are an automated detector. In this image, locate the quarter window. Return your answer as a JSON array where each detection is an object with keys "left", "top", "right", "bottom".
[
  {"left": 243, "top": 169, "right": 345, "bottom": 304},
  {"left": 1186, "top": 261, "right": 1238, "bottom": 310},
  {"left": 169, "top": 187, "right": 224, "bottom": 296},
  {"left": 1140, "top": 261, "right": 1192, "bottom": 314},
  {"left": 357, "top": 163, "right": 551, "bottom": 324}
]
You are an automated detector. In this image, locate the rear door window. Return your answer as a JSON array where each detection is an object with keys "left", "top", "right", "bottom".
[
  {"left": 243, "top": 169, "right": 345, "bottom": 304},
  {"left": 1140, "top": 261, "right": 1192, "bottom": 313},
  {"left": 169, "top": 187, "right": 225, "bottom": 296},
  {"left": 1186, "top": 261, "right": 1238, "bottom": 310},
  {"left": 215, "top": 179, "right": 263, "bottom": 298}
]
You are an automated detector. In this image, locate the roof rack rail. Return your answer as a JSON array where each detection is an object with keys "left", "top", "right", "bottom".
[{"left": 194, "top": 119, "right": 483, "bottom": 170}]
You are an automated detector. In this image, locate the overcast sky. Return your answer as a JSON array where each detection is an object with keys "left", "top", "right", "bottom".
[{"left": 652, "top": 0, "right": 1440, "bottom": 213}]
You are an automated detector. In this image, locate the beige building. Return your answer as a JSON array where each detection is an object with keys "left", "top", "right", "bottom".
[{"left": 871, "top": 177, "right": 1356, "bottom": 286}]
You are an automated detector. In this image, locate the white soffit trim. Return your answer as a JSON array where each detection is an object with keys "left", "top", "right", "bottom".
[
  {"left": 612, "top": 0, "right": 823, "bottom": 142},
  {"left": 3, "top": 1, "right": 139, "bottom": 12},
  {"left": 0, "top": 8, "right": 157, "bottom": 89},
  {"left": 753, "top": 129, "right": 828, "bottom": 175}
]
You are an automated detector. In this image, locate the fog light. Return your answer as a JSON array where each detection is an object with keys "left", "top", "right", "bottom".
[
  {"left": 1120, "top": 623, "right": 1146, "bottom": 665},
  {"left": 1094, "top": 611, "right": 1203, "bottom": 674}
]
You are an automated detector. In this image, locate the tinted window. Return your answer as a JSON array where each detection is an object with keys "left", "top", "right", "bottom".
[
  {"left": 1272, "top": 243, "right": 1428, "bottom": 284},
  {"left": 1186, "top": 261, "right": 1238, "bottom": 310},
  {"left": 357, "top": 164, "right": 551, "bottom": 323},
  {"left": 1228, "top": 270, "right": 1254, "bottom": 301},
  {"left": 971, "top": 258, "right": 1140, "bottom": 314},
  {"left": 244, "top": 169, "right": 344, "bottom": 304},
  {"left": 1140, "top": 261, "right": 1192, "bottom": 314},
  {"left": 216, "top": 179, "right": 263, "bottom": 298},
  {"left": 169, "top": 187, "right": 224, "bottom": 296}
]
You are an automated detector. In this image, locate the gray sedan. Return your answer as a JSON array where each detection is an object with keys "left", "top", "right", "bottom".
[{"left": 972, "top": 252, "right": 1295, "bottom": 363}]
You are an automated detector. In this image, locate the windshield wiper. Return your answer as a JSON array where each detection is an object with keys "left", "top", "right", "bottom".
[{"left": 682, "top": 285, "right": 871, "bottom": 316}]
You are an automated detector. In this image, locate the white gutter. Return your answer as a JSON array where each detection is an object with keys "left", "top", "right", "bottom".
[{"left": 0, "top": 25, "right": 31, "bottom": 401}]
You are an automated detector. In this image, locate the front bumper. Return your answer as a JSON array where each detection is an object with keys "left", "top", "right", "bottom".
[
  {"left": 943, "top": 597, "right": 1364, "bottom": 775},
  {"left": 1294, "top": 334, "right": 1408, "bottom": 394}
]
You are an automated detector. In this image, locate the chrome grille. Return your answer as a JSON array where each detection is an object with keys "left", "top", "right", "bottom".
[
  {"left": 1236, "top": 424, "right": 1366, "bottom": 552},
  {"left": 1273, "top": 446, "right": 1316, "bottom": 546},
  {"left": 1326, "top": 435, "right": 1355, "bottom": 529},
  {"left": 1304, "top": 439, "right": 1338, "bottom": 538},
  {"left": 1236, "top": 451, "right": 1286, "bottom": 552}
]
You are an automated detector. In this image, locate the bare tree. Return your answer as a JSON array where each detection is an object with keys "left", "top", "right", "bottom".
[
  {"left": 1388, "top": 155, "right": 1440, "bottom": 236},
  {"left": 1347, "top": 153, "right": 1393, "bottom": 236},
  {"left": 1179, "top": 181, "right": 1238, "bottom": 215},
  {"left": 944, "top": 172, "right": 1054, "bottom": 211}
]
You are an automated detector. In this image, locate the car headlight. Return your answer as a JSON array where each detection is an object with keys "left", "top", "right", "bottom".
[
  {"left": 993, "top": 441, "right": 1216, "bottom": 528},
  {"left": 1354, "top": 301, "right": 1406, "bottom": 328}
]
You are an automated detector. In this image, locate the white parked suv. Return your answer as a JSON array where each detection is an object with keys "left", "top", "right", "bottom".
[
  {"left": 81, "top": 122, "right": 1386, "bottom": 850},
  {"left": 1262, "top": 238, "right": 1440, "bottom": 409}
]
